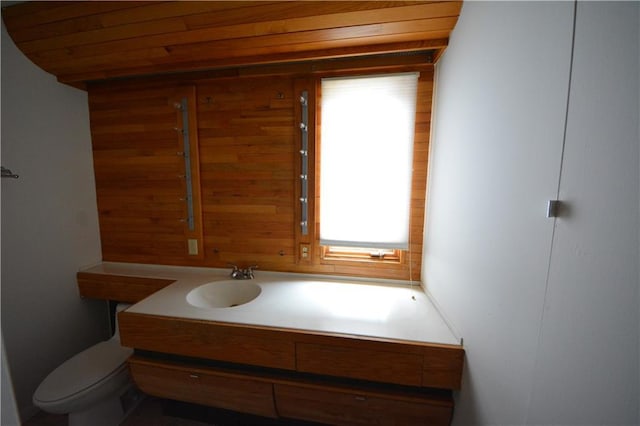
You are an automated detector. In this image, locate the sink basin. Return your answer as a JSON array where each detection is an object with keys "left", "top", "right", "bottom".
[{"left": 186, "top": 280, "right": 261, "bottom": 309}]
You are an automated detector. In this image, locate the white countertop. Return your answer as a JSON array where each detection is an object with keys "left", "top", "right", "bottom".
[{"left": 83, "top": 262, "right": 461, "bottom": 346}]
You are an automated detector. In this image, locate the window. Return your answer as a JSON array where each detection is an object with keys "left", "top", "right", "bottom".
[{"left": 319, "top": 73, "right": 419, "bottom": 261}]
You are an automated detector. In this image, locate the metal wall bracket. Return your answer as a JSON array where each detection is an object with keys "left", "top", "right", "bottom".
[
  {"left": 299, "top": 91, "right": 309, "bottom": 235},
  {"left": 547, "top": 200, "right": 561, "bottom": 218},
  {"left": 177, "top": 97, "right": 195, "bottom": 231}
]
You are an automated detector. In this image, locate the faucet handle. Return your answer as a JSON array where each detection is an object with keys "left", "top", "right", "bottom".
[
  {"left": 243, "top": 265, "right": 258, "bottom": 279},
  {"left": 227, "top": 263, "right": 241, "bottom": 278}
]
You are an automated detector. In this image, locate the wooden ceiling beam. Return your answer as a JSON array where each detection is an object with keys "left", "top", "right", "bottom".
[
  {"left": 60, "top": 37, "right": 447, "bottom": 84},
  {"left": 2, "top": 1, "right": 461, "bottom": 86}
]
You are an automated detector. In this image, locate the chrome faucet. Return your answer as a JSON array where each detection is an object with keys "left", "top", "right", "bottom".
[
  {"left": 228, "top": 264, "right": 243, "bottom": 279},
  {"left": 242, "top": 265, "right": 258, "bottom": 280},
  {"left": 228, "top": 264, "right": 258, "bottom": 280}
]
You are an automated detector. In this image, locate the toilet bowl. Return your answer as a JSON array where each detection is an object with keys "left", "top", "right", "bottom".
[{"left": 33, "top": 304, "right": 136, "bottom": 426}]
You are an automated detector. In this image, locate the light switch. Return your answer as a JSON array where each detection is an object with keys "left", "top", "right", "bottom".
[{"left": 188, "top": 239, "right": 198, "bottom": 255}]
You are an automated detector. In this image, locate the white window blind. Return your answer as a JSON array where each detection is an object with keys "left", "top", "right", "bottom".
[{"left": 319, "top": 72, "right": 419, "bottom": 250}]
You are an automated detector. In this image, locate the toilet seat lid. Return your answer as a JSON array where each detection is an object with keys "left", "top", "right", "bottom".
[{"left": 34, "top": 340, "right": 133, "bottom": 403}]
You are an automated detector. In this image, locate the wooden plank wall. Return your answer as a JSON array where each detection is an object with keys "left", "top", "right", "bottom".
[
  {"left": 89, "top": 86, "right": 201, "bottom": 263},
  {"left": 2, "top": 1, "right": 461, "bottom": 86},
  {"left": 88, "top": 63, "right": 433, "bottom": 280},
  {"left": 198, "top": 77, "right": 298, "bottom": 269}
]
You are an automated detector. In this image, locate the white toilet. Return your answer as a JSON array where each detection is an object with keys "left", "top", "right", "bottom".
[{"left": 33, "top": 303, "right": 136, "bottom": 426}]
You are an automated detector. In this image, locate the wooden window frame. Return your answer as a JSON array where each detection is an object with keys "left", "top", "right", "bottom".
[
  {"left": 308, "top": 67, "right": 430, "bottom": 278},
  {"left": 294, "top": 56, "right": 434, "bottom": 280},
  {"left": 321, "top": 246, "right": 403, "bottom": 264}
]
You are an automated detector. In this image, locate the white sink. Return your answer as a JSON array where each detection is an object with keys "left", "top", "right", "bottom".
[{"left": 186, "top": 280, "right": 261, "bottom": 309}]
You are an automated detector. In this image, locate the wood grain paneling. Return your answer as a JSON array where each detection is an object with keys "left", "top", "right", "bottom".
[
  {"left": 119, "top": 312, "right": 296, "bottom": 370},
  {"left": 294, "top": 329, "right": 464, "bottom": 391},
  {"left": 87, "top": 61, "right": 432, "bottom": 280},
  {"left": 197, "top": 76, "right": 298, "bottom": 270},
  {"left": 274, "top": 382, "right": 453, "bottom": 426},
  {"left": 2, "top": 1, "right": 461, "bottom": 85},
  {"left": 293, "top": 332, "right": 464, "bottom": 389},
  {"left": 76, "top": 272, "right": 174, "bottom": 303},
  {"left": 296, "top": 342, "right": 424, "bottom": 387},
  {"left": 423, "top": 346, "right": 465, "bottom": 390},
  {"left": 118, "top": 309, "right": 464, "bottom": 390},
  {"left": 3, "top": 2, "right": 444, "bottom": 280},
  {"left": 129, "top": 357, "right": 278, "bottom": 418},
  {"left": 129, "top": 354, "right": 454, "bottom": 425},
  {"left": 89, "top": 85, "right": 204, "bottom": 263}
]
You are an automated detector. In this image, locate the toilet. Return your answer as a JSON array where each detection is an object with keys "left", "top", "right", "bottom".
[{"left": 33, "top": 303, "right": 137, "bottom": 426}]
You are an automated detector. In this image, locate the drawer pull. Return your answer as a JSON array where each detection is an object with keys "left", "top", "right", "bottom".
[
  {"left": 354, "top": 396, "right": 367, "bottom": 401},
  {"left": 189, "top": 374, "right": 200, "bottom": 379}
]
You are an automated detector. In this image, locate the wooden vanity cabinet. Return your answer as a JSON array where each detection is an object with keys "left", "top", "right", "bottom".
[
  {"left": 128, "top": 355, "right": 454, "bottom": 426},
  {"left": 119, "top": 312, "right": 464, "bottom": 390},
  {"left": 119, "top": 312, "right": 463, "bottom": 425},
  {"left": 75, "top": 268, "right": 464, "bottom": 425}
]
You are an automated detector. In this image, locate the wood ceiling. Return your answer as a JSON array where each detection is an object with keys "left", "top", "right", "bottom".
[{"left": 2, "top": 1, "right": 462, "bottom": 87}]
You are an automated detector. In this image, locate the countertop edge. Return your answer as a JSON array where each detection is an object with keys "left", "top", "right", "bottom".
[{"left": 81, "top": 262, "right": 463, "bottom": 347}]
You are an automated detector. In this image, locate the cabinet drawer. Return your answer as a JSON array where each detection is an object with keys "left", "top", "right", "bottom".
[
  {"left": 77, "top": 272, "right": 174, "bottom": 303},
  {"left": 296, "top": 343, "right": 423, "bottom": 386},
  {"left": 274, "top": 383, "right": 452, "bottom": 426},
  {"left": 129, "top": 358, "right": 277, "bottom": 418},
  {"left": 120, "top": 312, "right": 295, "bottom": 370},
  {"left": 423, "top": 347, "right": 465, "bottom": 390}
]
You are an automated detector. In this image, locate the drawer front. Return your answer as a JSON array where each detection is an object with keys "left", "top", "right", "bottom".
[
  {"left": 296, "top": 343, "right": 423, "bottom": 386},
  {"left": 129, "top": 360, "right": 277, "bottom": 418},
  {"left": 77, "top": 272, "right": 174, "bottom": 303},
  {"left": 274, "top": 383, "right": 452, "bottom": 426},
  {"left": 120, "top": 313, "right": 296, "bottom": 370},
  {"left": 423, "top": 347, "right": 465, "bottom": 390}
]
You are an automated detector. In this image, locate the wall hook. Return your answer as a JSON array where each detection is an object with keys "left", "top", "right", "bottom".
[{"left": 1, "top": 166, "right": 19, "bottom": 179}]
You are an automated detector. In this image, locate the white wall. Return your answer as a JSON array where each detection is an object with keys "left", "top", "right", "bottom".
[
  {"left": 526, "top": 2, "right": 639, "bottom": 423},
  {"left": 1, "top": 21, "right": 108, "bottom": 420},
  {"left": 423, "top": 1, "right": 639, "bottom": 425}
]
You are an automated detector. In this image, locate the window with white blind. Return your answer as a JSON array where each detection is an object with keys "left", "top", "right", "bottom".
[{"left": 319, "top": 72, "right": 419, "bottom": 260}]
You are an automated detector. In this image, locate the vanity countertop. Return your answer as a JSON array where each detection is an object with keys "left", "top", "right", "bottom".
[{"left": 82, "top": 262, "right": 461, "bottom": 346}]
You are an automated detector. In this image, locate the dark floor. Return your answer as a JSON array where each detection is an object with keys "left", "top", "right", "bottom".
[
  {"left": 23, "top": 397, "right": 212, "bottom": 426},
  {"left": 23, "top": 396, "right": 322, "bottom": 426}
]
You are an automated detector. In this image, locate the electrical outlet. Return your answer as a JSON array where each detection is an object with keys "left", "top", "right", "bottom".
[
  {"left": 299, "top": 243, "right": 310, "bottom": 261},
  {"left": 188, "top": 239, "right": 198, "bottom": 255}
]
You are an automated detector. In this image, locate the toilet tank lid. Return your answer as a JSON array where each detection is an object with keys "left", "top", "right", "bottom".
[{"left": 34, "top": 340, "right": 133, "bottom": 403}]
